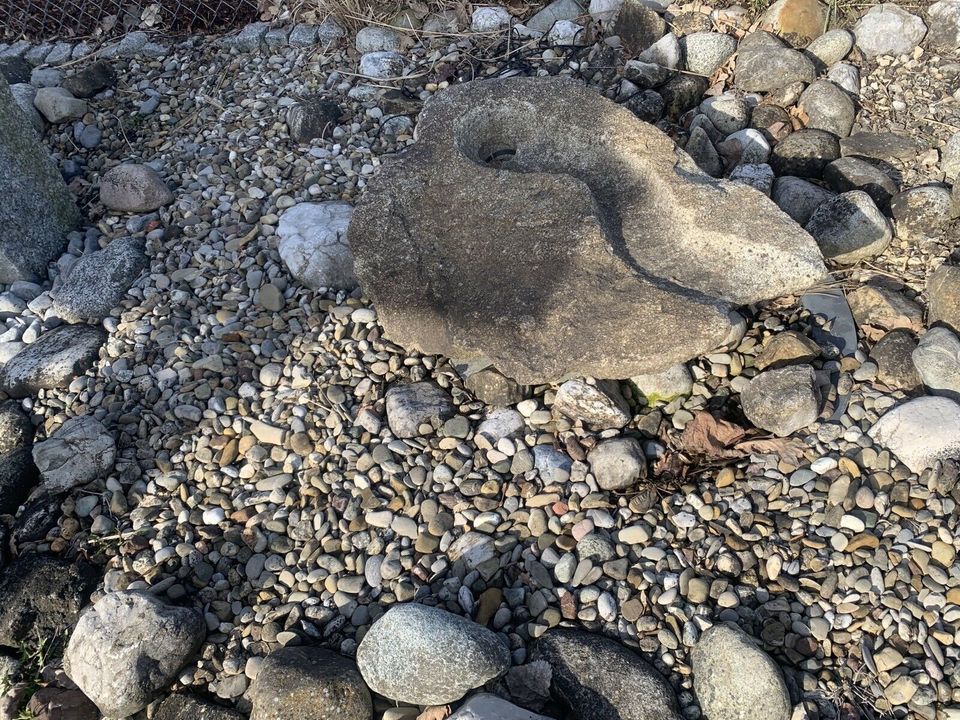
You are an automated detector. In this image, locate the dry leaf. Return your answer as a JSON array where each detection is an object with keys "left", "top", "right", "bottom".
[
  {"left": 734, "top": 437, "right": 808, "bottom": 466},
  {"left": 417, "top": 706, "right": 451, "bottom": 720},
  {"left": 679, "top": 411, "right": 747, "bottom": 459}
]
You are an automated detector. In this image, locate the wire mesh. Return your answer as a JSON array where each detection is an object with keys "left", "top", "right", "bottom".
[{"left": 1, "top": 0, "right": 261, "bottom": 41}]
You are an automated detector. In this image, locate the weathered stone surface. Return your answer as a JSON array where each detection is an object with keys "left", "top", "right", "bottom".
[
  {"left": 348, "top": 77, "right": 826, "bottom": 384},
  {"left": 680, "top": 32, "right": 737, "bottom": 76},
  {"left": 928, "top": 264, "right": 960, "bottom": 333},
  {"left": 630, "top": 362, "right": 692, "bottom": 401},
  {"left": 847, "top": 283, "right": 922, "bottom": 331},
  {"left": 533, "top": 629, "right": 681, "bottom": 720},
  {"left": 889, "top": 185, "right": 953, "bottom": 243},
  {"left": 27, "top": 685, "right": 99, "bottom": 720},
  {"left": 0, "top": 401, "right": 37, "bottom": 516},
  {"left": 33, "top": 87, "right": 87, "bottom": 122},
  {"left": 0, "top": 554, "right": 98, "bottom": 647},
  {"left": 356, "top": 603, "right": 510, "bottom": 705},
  {"left": 32, "top": 415, "right": 116, "bottom": 493},
  {"left": 771, "top": 176, "right": 835, "bottom": 224},
  {"left": 612, "top": 0, "right": 667, "bottom": 55},
  {"left": 759, "top": 0, "right": 829, "bottom": 46},
  {"left": 0, "top": 324, "right": 105, "bottom": 397},
  {"left": 871, "top": 329, "right": 922, "bottom": 391},
  {"left": 840, "top": 132, "right": 923, "bottom": 164},
  {"left": 385, "top": 382, "right": 456, "bottom": 438},
  {"left": 277, "top": 202, "right": 356, "bottom": 290},
  {"left": 868, "top": 396, "right": 960, "bottom": 472},
  {"left": 464, "top": 367, "right": 525, "bottom": 406},
  {"left": 100, "top": 163, "right": 174, "bottom": 212},
  {"left": 249, "top": 647, "right": 371, "bottom": 720},
  {"left": 804, "top": 29, "right": 853, "bottom": 67},
  {"left": 61, "top": 61, "right": 116, "bottom": 98},
  {"left": 50, "top": 236, "right": 148, "bottom": 322},
  {"left": 927, "top": 0, "right": 960, "bottom": 53},
  {"left": 553, "top": 380, "right": 630, "bottom": 429},
  {"left": 754, "top": 330, "right": 820, "bottom": 370},
  {"left": 805, "top": 190, "right": 892, "bottom": 264},
  {"left": 741, "top": 364, "right": 820, "bottom": 436},
  {"left": 798, "top": 80, "right": 855, "bottom": 137},
  {"left": 853, "top": 4, "right": 927, "bottom": 58},
  {"left": 287, "top": 96, "right": 343, "bottom": 143},
  {"left": 734, "top": 32, "right": 817, "bottom": 91},
  {"left": 912, "top": 327, "right": 960, "bottom": 402},
  {"left": 8, "top": 82, "right": 44, "bottom": 133},
  {"left": 769, "top": 128, "right": 840, "bottom": 178},
  {"left": 64, "top": 591, "right": 205, "bottom": 718},
  {"left": 691, "top": 623, "right": 791, "bottom": 720},
  {"left": 0, "top": 77, "right": 79, "bottom": 282},
  {"left": 153, "top": 694, "right": 245, "bottom": 720},
  {"left": 589, "top": 437, "right": 647, "bottom": 491}
]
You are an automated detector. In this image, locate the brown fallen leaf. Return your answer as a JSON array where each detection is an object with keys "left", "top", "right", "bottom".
[
  {"left": 678, "top": 411, "right": 747, "bottom": 459},
  {"left": 734, "top": 437, "right": 808, "bottom": 466},
  {"left": 418, "top": 706, "right": 451, "bottom": 720}
]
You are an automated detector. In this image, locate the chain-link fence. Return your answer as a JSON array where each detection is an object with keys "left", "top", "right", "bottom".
[{"left": 1, "top": 0, "right": 261, "bottom": 41}]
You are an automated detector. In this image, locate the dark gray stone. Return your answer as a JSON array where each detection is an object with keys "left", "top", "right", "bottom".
[
  {"left": 0, "top": 76, "right": 79, "bottom": 282},
  {"left": 770, "top": 128, "right": 840, "bottom": 178},
  {"left": 889, "top": 185, "right": 953, "bottom": 242},
  {"left": 249, "top": 647, "right": 371, "bottom": 720},
  {"left": 771, "top": 176, "right": 835, "bottom": 225},
  {"left": 0, "top": 401, "right": 37, "bottom": 516},
  {"left": 533, "top": 629, "right": 681, "bottom": 720},
  {"left": 287, "top": 96, "right": 343, "bottom": 143},
  {"left": 589, "top": 437, "right": 647, "bottom": 491},
  {"left": 50, "top": 237, "right": 148, "bottom": 322},
  {"left": 872, "top": 329, "right": 922, "bottom": 391},
  {"left": 0, "top": 324, "right": 105, "bottom": 397},
  {"left": 691, "top": 623, "right": 791, "bottom": 720},
  {"left": 660, "top": 73, "right": 709, "bottom": 118},
  {"left": 356, "top": 603, "right": 510, "bottom": 705},
  {"left": 153, "top": 694, "right": 245, "bottom": 720},
  {"left": 348, "top": 77, "right": 826, "bottom": 385},
  {"left": 612, "top": 0, "right": 667, "bottom": 55},
  {"left": 928, "top": 264, "right": 960, "bottom": 333},
  {"left": 464, "top": 367, "right": 526, "bottom": 406},
  {"left": 0, "top": 57, "right": 30, "bottom": 85},
  {"left": 0, "top": 554, "right": 98, "bottom": 648},
  {"left": 823, "top": 157, "right": 898, "bottom": 208},
  {"left": 805, "top": 190, "right": 892, "bottom": 264},
  {"left": 912, "top": 326, "right": 960, "bottom": 401},
  {"left": 61, "top": 61, "right": 117, "bottom": 99},
  {"left": 741, "top": 364, "right": 821, "bottom": 436},
  {"left": 385, "top": 382, "right": 456, "bottom": 438}
]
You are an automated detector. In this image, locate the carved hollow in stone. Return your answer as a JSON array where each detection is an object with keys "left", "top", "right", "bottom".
[{"left": 348, "top": 77, "right": 827, "bottom": 385}]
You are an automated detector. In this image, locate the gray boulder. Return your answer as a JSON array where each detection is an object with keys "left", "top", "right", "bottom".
[
  {"left": 0, "top": 401, "right": 37, "bottom": 516},
  {"left": 868, "top": 396, "right": 960, "bottom": 472},
  {"left": 348, "top": 77, "right": 827, "bottom": 384},
  {"left": 840, "top": 131, "right": 923, "bottom": 164},
  {"left": 827, "top": 62, "right": 860, "bottom": 96},
  {"left": 624, "top": 32, "right": 680, "bottom": 88},
  {"left": 8, "top": 83, "right": 44, "bottom": 133},
  {"left": 526, "top": 0, "right": 585, "bottom": 33},
  {"left": 798, "top": 80, "right": 855, "bottom": 137},
  {"left": 64, "top": 591, "right": 205, "bottom": 718},
  {"left": 699, "top": 94, "right": 750, "bottom": 135},
  {"left": 99, "top": 163, "right": 174, "bottom": 212},
  {"left": 889, "top": 185, "right": 953, "bottom": 243},
  {"left": 740, "top": 364, "right": 820, "bottom": 437},
  {"left": 680, "top": 32, "right": 737, "bottom": 77},
  {"left": 153, "top": 694, "right": 245, "bottom": 720},
  {"left": 286, "top": 96, "right": 343, "bottom": 143},
  {"left": 0, "top": 77, "right": 79, "bottom": 283},
  {"left": 33, "top": 87, "right": 87, "bottom": 123},
  {"left": 553, "top": 379, "right": 630, "bottom": 429},
  {"left": 61, "top": 61, "right": 116, "bottom": 98},
  {"left": 50, "top": 236, "right": 148, "bottom": 322},
  {"left": 0, "top": 554, "right": 98, "bottom": 647},
  {"left": 249, "top": 647, "right": 371, "bottom": 720},
  {"left": 631, "top": 362, "right": 693, "bottom": 401},
  {"left": 0, "top": 324, "right": 105, "bottom": 397},
  {"left": 32, "top": 415, "right": 116, "bottom": 493},
  {"left": 854, "top": 4, "right": 927, "bottom": 58},
  {"left": 804, "top": 29, "right": 854, "bottom": 67},
  {"left": 734, "top": 32, "right": 816, "bottom": 92},
  {"left": 771, "top": 177, "right": 835, "bottom": 225},
  {"left": 358, "top": 51, "right": 404, "bottom": 79},
  {"left": 691, "top": 623, "right": 791, "bottom": 720},
  {"left": 385, "top": 382, "right": 456, "bottom": 438},
  {"left": 533, "top": 629, "right": 681, "bottom": 720},
  {"left": 356, "top": 603, "right": 510, "bottom": 705},
  {"left": 769, "top": 128, "right": 840, "bottom": 178},
  {"left": 589, "top": 437, "right": 647, "bottom": 491},
  {"left": 871, "top": 329, "right": 922, "bottom": 391},
  {"left": 277, "top": 202, "right": 356, "bottom": 290},
  {"left": 611, "top": 0, "right": 667, "bottom": 55},
  {"left": 912, "top": 327, "right": 960, "bottom": 401},
  {"left": 804, "top": 190, "right": 892, "bottom": 264}
]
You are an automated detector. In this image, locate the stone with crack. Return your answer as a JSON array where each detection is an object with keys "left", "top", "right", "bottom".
[{"left": 348, "top": 77, "right": 827, "bottom": 384}]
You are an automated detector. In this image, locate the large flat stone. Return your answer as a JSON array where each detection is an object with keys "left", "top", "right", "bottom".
[
  {"left": 0, "top": 76, "right": 79, "bottom": 282},
  {"left": 348, "top": 77, "right": 826, "bottom": 384}
]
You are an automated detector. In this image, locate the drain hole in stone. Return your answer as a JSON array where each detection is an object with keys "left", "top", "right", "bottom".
[{"left": 480, "top": 143, "right": 517, "bottom": 167}]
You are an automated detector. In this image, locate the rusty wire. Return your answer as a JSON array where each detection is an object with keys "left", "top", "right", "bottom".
[{"left": 1, "top": 0, "right": 260, "bottom": 41}]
